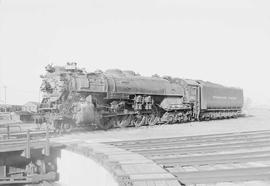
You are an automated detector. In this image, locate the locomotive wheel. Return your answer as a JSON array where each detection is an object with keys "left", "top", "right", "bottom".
[
  {"left": 165, "top": 114, "right": 174, "bottom": 124},
  {"left": 117, "top": 115, "right": 133, "bottom": 128},
  {"left": 63, "top": 123, "right": 72, "bottom": 133},
  {"left": 52, "top": 120, "right": 62, "bottom": 134},
  {"left": 134, "top": 115, "right": 146, "bottom": 127},
  {"left": 144, "top": 115, "right": 150, "bottom": 126},
  {"left": 97, "top": 118, "right": 114, "bottom": 130},
  {"left": 148, "top": 114, "right": 159, "bottom": 126},
  {"left": 151, "top": 105, "right": 160, "bottom": 125},
  {"left": 109, "top": 117, "right": 117, "bottom": 128}
]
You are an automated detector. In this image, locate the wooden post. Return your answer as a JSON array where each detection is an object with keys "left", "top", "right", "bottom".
[
  {"left": 0, "top": 166, "right": 7, "bottom": 177},
  {"left": 44, "top": 126, "right": 50, "bottom": 156},
  {"left": 26, "top": 130, "right": 31, "bottom": 159},
  {"left": 6, "top": 125, "right": 10, "bottom": 139}
]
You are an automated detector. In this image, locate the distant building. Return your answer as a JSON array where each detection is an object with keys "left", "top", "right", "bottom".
[
  {"left": 14, "top": 111, "right": 33, "bottom": 122},
  {"left": 15, "top": 102, "right": 41, "bottom": 122},
  {"left": 0, "top": 102, "right": 39, "bottom": 122},
  {"left": 0, "top": 105, "right": 22, "bottom": 121},
  {"left": 22, "top": 102, "right": 40, "bottom": 113},
  {"left": 0, "top": 104, "right": 22, "bottom": 112}
]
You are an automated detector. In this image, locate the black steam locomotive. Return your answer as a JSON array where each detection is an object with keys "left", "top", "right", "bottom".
[{"left": 37, "top": 63, "right": 243, "bottom": 131}]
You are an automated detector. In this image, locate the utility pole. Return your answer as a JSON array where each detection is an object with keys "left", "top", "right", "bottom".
[{"left": 4, "top": 86, "right": 7, "bottom": 111}]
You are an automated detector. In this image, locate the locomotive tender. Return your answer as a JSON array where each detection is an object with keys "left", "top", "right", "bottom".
[{"left": 38, "top": 63, "right": 243, "bottom": 130}]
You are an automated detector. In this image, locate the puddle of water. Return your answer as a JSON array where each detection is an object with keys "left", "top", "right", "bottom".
[{"left": 56, "top": 149, "right": 118, "bottom": 186}]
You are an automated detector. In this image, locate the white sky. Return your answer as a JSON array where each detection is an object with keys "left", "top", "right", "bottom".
[{"left": 0, "top": 0, "right": 270, "bottom": 105}]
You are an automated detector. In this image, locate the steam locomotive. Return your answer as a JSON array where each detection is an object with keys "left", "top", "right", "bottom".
[{"left": 37, "top": 63, "right": 243, "bottom": 131}]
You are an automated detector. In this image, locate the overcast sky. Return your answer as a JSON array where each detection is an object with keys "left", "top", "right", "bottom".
[{"left": 0, "top": 0, "right": 270, "bottom": 105}]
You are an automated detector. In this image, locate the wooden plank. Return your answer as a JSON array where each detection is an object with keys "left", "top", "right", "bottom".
[
  {"left": 132, "top": 140, "right": 270, "bottom": 156},
  {"left": 165, "top": 180, "right": 181, "bottom": 186},
  {"left": 129, "top": 173, "right": 175, "bottom": 181},
  {"left": 111, "top": 135, "right": 270, "bottom": 150},
  {"left": 172, "top": 166, "right": 270, "bottom": 184},
  {"left": 154, "top": 180, "right": 168, "bottom": 186},
  {"left": 160, "top": 155, "right": 270, "bottom": 167},
  {"left": 177, "top": 173, "right": 270, "bottom": 184},
  {"left": 133, "top": 181, "right": 148, "bottom": 186},
  {"left": 106, "top": 130, "right": 270, "bottom": 146},
  {"left": 146, "top": 181, "right": 156, "bottom": 186}
]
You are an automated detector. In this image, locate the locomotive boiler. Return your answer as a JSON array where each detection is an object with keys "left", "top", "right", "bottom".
[{"left": 38, "top": 63, "right": 243, "bottom": 131}]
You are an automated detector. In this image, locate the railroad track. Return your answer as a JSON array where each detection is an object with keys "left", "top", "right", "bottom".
[{"left": 104, "top": 130, "right": 270, "bottom": 185}]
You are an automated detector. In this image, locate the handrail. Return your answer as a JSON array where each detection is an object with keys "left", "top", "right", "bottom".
[
  {"left": 0, "top": 123, "right": 22, "bottom": 139},
  {"left": 0, "top": 128, "right": 50, "bottom": 158}
]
